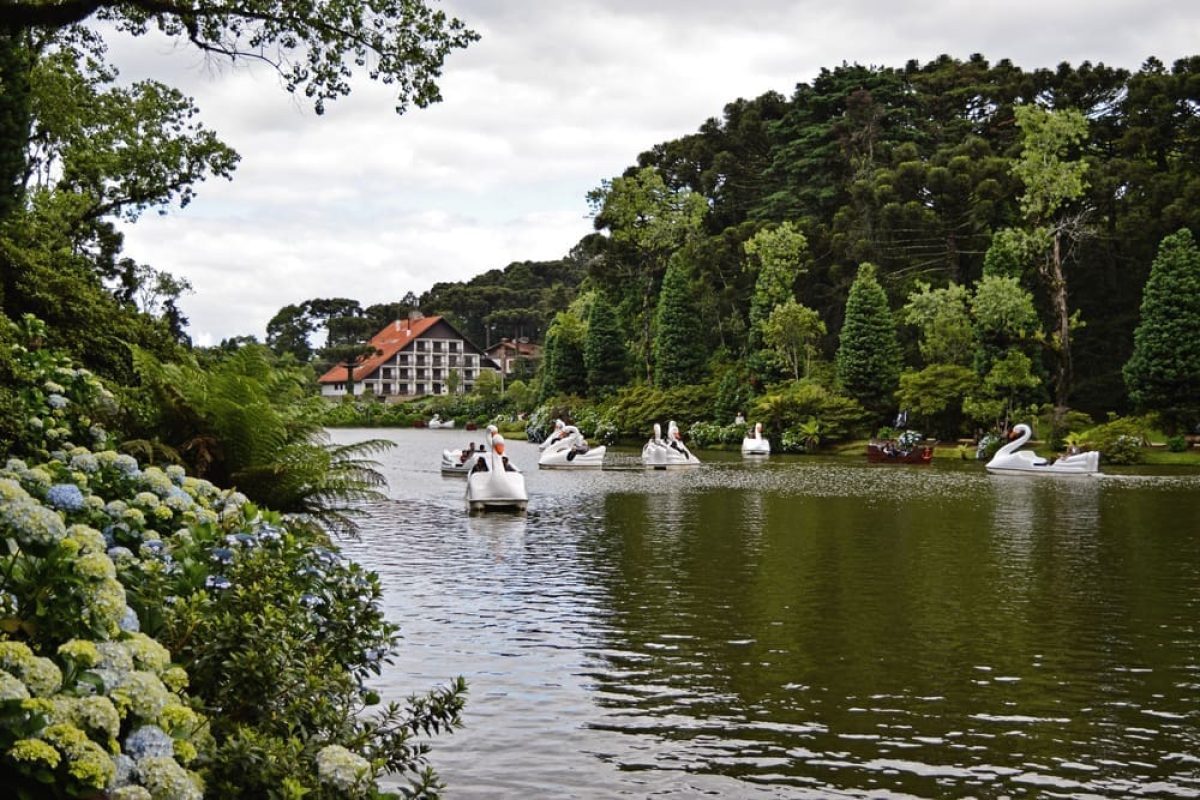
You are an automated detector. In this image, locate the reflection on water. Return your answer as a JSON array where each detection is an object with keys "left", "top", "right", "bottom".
[{"left": 331, "top": 428, "right": 1200, "bottom": 799}]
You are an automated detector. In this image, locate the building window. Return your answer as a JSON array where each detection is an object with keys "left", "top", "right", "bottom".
[
  {"left": 400, "top": 368, "right": 410, "bottom": 379},
  {"left": 383, "top": 383, "right": 394, "bottom": 395},
  {"left": 432, "top": 355, "right": 442, "bottom": 366},
  {"left": 433, "top": 369, "right": 443, "bottom": 380},
  {"left": 417, "top": 368, "right": 427, "bottom": 379},
  {"left": 432, "top": 341, "right": 443, "bottom": 353},
  {"left": 449, "top": 341, "right": 459, "bottom": 352},
  {"left": 399, "top": 353, "right": 410, "bottom": 365},
  {"left": 416, "top": 383, "right": 426, "bottom": 395},
  {"left": 464, "top": 370, "right": 474, "bottom": 380},
  {"left": 334, "top": 383, "right": 344, "bottom": 391}
]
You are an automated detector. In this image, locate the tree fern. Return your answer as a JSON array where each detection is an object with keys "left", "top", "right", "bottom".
[{"left": 129, "top": 345, "right": 392, "bottom": 536}]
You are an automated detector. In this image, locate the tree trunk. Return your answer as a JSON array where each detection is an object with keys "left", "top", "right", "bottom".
[{"left": 1050, "top": 231, "right": 1072, "bottom": 411}]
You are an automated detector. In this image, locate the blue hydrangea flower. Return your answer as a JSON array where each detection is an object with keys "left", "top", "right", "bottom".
[
  {"left": 226, "top": 533, "right": 257, "bottom": 549},
  {"left": 47, "top": 393, "right": 69, "bottom": 409},
  {"left": 209, "top": 547, "right": 234, "bottom": 565},
  {"left": 313, "top": 547, "right": 340, "bottom": 566},
  {"left": 299, "top": 594, "right": 324, "bottom": 609},
  {"left": 123, "top": 724, "right": 174, "bottom": 761},
  {"left": 140, "top": 540, "right": 167, "bottom": 559},
  {"left": 205, "top": 575, "right": 231, "bottom": 591},
  {"left": 46, "top": 483, "right": 85, "bottom": 512},
  {"left": 118, "top": 606, "right": 141, "bottom": 633}
]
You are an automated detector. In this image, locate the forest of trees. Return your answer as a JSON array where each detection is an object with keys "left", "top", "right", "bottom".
[{"left": 288, "top": 53, "right": 1200, "bottom": 441}]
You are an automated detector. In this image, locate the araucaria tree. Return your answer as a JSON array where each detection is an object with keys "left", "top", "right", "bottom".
[
  {"left": 653, "top": 253, "right": 706, "bottom": 388},
  {"left": 584, "top": 294, "right": 626, "bottom": 397},
  {"left": 1123, "top": 228, "right": 1200, "bottom": 430},
  {"left": 835, "top": 262, "right": 900, "bottom": 417}
]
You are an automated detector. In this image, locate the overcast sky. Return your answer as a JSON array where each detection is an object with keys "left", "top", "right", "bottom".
[{"left": 105, "top": 0, "right": 1199, "bottom": 346}]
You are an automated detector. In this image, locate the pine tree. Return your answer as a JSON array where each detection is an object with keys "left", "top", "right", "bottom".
[
  {"left": 1123, "top": 228, "right": 1200, "bottom": 430},
  {"left": 653, "top": 254, "right": 706, "bottom": 388},
  {"left": 835, "top": 262, "right": 900, "bottom": 416},
  {"left": 584, "top": 294, "right": 626, "bottom": 398}
]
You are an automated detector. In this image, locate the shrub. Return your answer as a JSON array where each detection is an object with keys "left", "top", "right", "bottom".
[
  {"left": 1167, "top": 435, "right": 1188, "bottom": 453},
  {"left": 1082, "top": 416, "right": 1150, "bottom": 465},
  {"left": 1, "top": 325, "right": 465, "bottom": 798}
]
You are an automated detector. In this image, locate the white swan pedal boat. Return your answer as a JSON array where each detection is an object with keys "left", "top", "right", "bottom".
[
  {"left": 466, "top": 427, "right": 528, "bottom": 512},
  {"left": 741, "top": 422, "right": 771, "bottom": 456},
  {"left": 538, "top": 438, "right": 606, "bottom": 469},
  {"left": 427, "top": 414, "right": 455, "bottom": 429},
  {"left": 985, "top": 423, "right": 1101, "bottom": 476},
  {"left": 441, "top": 443, "right": 485, "bottom": 475},
  {"left": 537, "top": 420, "right": 606, "bottom": 468},
  {"left": 642, "top": 421, "right": 700, "bottom": 469}
]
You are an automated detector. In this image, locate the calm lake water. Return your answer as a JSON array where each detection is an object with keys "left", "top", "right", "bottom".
[{"left": 329, "top": 427, "right": 1200, "bottom": 799}]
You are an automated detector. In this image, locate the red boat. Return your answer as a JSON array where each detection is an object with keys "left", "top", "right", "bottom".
[{"left": 867, "top": 440, "right": 935, "bottom": 464}]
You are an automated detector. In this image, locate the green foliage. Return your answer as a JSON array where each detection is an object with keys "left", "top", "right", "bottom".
[
  {"left": 1167, "top": 435, "right": 1188, "bottom": 453},
  {"left": 600, "top": 384, "right": 709, "bottom": 439},
  {"left": 713, "top": 368, "right": 751, "bottom": 425},
  {"left": 744, "top": 221, "right": 809, "bottom": 342},
  {"left": 0, "top": 326, "right": 465, "bottom": 799},
  {"left": 583, "top": 294, "right": 626, "bottom": 398},
  {"left": 129, "top": 346, "right": 391, "bottom": 537},
  {"left": 538, "top": 312, "right": 587, "bottom": 400},
  {"left": 752, "top": 382, "right": 867, "bottom": 443},
  {"left": 653, "top": 254, "right": 706, "bottom": 388},
  {"left": 0, "top": 314, "right": 117, "bottom": 461},
  {"left": 835, "top": 263, "right": 901, "bottom": 416},
  {"left": 902, "top": 282, "right": 975, "bottom": 366},
  {"left": 1123, "top": 229, "right": 1200, "bottom": 430},
  {"left": 895, "top": 364, "right": 976, "bottom": 439},
  {"left": 762, "top": 299, "right": 825, "bottom": 379},
  {"left": 1082, "top": 416, "right": 1151, "bottom": 464},
  {"left": 1011, "top": 105, "right": 1090, "bottom": 223},
  {"left": 962, "top": 350, "right": 1041, "bottom": 431},
  {"left": 4, "top": 0, "right": 479, "bottom": 117}
]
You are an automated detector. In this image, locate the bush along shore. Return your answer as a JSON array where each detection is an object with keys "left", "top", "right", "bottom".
[{"left": 1, "top": 319, "right": 465, "bottom": 799}]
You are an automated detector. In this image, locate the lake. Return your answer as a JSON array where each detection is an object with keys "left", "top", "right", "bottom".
[{"left": 329, "top": 427, "right": 1200, "bottom": 799}]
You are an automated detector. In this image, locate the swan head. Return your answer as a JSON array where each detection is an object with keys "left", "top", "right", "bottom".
[
  {"left": 486, "top": 424, "right": 498, "bottom": 434},
  {"left": 653, "top": 422, "right": 661, "bottom": 437},
  {"left": 1009, "top": 423, "right": 1032, "bottom": 440}
]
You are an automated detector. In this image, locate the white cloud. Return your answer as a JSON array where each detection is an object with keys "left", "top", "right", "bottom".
[{"left": 105, "top": 1, "right": 1200, "bottom": 343}]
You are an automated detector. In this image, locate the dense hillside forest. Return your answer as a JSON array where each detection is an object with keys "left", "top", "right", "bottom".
[{"left": 297, "top": 53, "right": 1200, "bottom": 439}]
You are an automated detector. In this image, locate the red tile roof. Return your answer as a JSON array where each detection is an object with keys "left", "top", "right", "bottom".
[{"left": 317, "top": 316, "right": 441, "bottom": 384}]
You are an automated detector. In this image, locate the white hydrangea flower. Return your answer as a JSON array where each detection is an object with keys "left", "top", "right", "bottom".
[
  {"left": 139, "top": 468, "right": 175, "bottom": 497},
  {"left": 0, "top": 668, "right": 31, "bottom": 701},
  {"left": 75, "top": 552, "right": 117, "bottom": 581},
  {"left": 133, "top": 492, "right": 161, "bottom": 510},
  {"left": 0, "top": 642, "right": 63, "bottom": 697},
  {"left": 97, "top": 641, "right": 135, "bottom": 672},
  {"left": 68, "top": 524, "right": 107, "bottom": 554},
  {"left": 122, "top": 633, "right": 171, "bottom": 674},
  {"left": 315, "top": 744, "right": 373, "bottom": 795},
  {"left": 76, "top": 695, "right": 121, "bottom": 742},
  {"left": 112, "top": 671, "right": 171, "bottom": 721},
  {"left": 89, "top": 578, "right": 128, "bottom": 635},
  {"left": 137, "top": 756, "right": 203, "bottom": 800}
]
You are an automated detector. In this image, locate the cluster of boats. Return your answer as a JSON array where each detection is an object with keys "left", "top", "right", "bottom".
[{"left": 440, "top": 419, "right": 1101, "bottom": 513}]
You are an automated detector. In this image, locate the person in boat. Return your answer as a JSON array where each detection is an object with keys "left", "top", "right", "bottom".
[
  {"left": 667, "top": 421, "right": 688, "bottom": 455},
  {"left": 459, "top": 442, "right": 476, "bottom": 464},
  {"left": 539, "top": 419, "right": 567, "bottom": 450}
]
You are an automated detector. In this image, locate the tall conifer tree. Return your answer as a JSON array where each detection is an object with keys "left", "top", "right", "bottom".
[
  {"left": 835, "top": 262, "right": 900, "bottom": 417},
  {"left": 584, "top": 294, "right": 626, "bottom": 397},
  {"left": 653, "top": 254, "right": 706, "bottom": 388},
  {"left": 1123, "top": 228, "right": 1200, "bottom": 430}
]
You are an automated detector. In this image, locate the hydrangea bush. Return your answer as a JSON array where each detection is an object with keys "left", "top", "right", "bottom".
[{"left": 1, "top": 322, "right": 465, "bottom": 798}]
